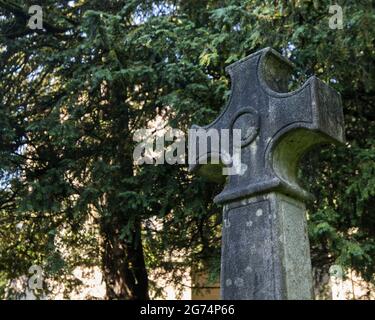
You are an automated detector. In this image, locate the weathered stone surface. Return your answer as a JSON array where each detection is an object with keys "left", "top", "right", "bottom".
[
  {"left": 190, "top": 48, "right": 345, "bottom": 203},
  {"left": 190, "top": 47, "right": 345, "bottom": 300},
  {"left": 221, "top": 193, "right": 313, "bottom": 299}
]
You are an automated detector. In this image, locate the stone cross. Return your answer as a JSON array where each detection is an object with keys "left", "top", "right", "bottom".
[{"left": 189, "top": 48, "right": 345, "bottom": 299}]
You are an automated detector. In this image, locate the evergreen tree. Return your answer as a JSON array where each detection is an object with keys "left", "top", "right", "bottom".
[{"left": 0, "top": 0, "right": 374, "bottom": 299}]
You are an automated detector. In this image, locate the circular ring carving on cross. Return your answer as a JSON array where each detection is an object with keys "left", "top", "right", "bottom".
[{"left": 230, "top": 108, "right": 259, "bottom": 147}]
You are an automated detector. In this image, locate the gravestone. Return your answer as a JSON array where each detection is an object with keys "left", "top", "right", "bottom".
[{"left": 189, "top": 48, "right": 345, "bottom": 299}]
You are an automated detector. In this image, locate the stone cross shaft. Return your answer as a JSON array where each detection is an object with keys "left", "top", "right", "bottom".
[{"left": 189, "top": 48, "right": 345, "bottom": 300}]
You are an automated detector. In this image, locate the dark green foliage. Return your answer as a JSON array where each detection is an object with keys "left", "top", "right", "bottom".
[{"left": 0, "top": 0, "right": 374, "bottom": 299}]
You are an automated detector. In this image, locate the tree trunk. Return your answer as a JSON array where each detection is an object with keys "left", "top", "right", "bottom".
[
  {"left": 98, "top": 77, "right": 149, "bottom": 300},
  {"left": 101, "top": 218, "right": 149, "bottom": 300}
]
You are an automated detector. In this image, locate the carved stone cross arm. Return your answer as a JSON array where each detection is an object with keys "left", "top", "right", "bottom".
[{"left": 189, "top": 48, "right": 345, "bottom": 300}]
